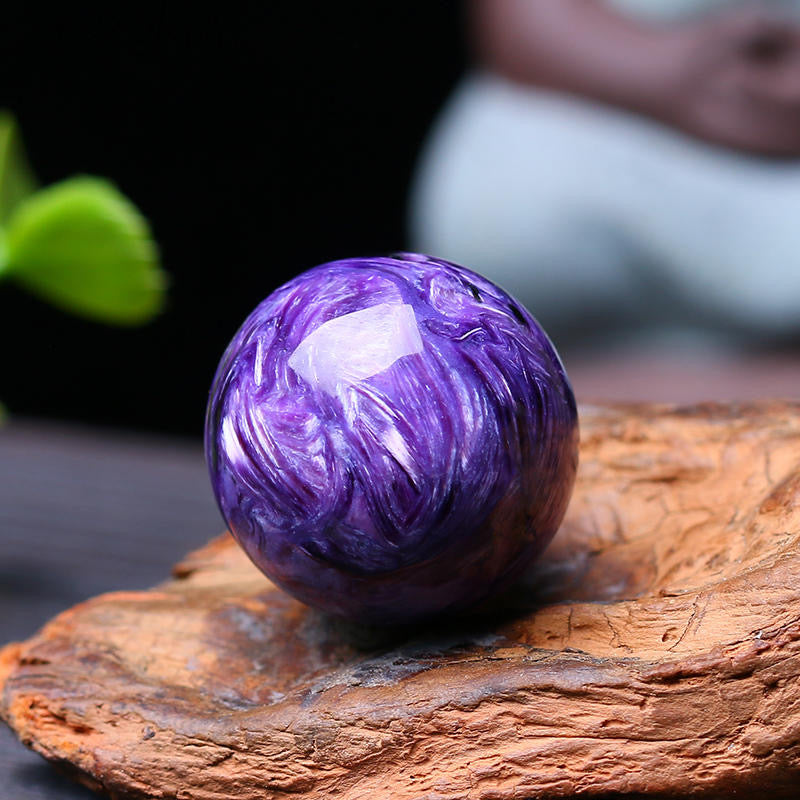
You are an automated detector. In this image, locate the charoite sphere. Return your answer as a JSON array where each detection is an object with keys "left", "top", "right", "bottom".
[{"left": 205, "top": 254, "right": 578, "bottom": 623}]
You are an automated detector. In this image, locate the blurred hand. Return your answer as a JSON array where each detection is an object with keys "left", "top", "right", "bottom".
[{"left": 662, "top": 8, "right": 800, "bottom": 156}]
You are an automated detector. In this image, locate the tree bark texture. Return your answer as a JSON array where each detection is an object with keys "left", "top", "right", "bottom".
[{"left": 2, "top": 403, "right": 800, "bottom": 798}]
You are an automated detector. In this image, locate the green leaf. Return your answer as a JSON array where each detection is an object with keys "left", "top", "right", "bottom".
[
  {"left": 0, "top": 110, "right": 38, "bottom": 225},
  {"left": 4, "top": 177, "right": 167, "bottom": 325}
]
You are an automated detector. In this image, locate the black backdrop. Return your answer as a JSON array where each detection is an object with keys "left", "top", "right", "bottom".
[{"left": 0, "top": 4, "right": 465, "bottom": 435}]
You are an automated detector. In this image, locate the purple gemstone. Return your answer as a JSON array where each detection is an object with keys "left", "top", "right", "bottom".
[{"left": 205, "top": 254, "right": 578, "bottom": 623}]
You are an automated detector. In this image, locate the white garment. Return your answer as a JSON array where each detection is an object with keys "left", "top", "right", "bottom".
[{"left": 409, "top": 74, "right": 800, "bottom": 347}]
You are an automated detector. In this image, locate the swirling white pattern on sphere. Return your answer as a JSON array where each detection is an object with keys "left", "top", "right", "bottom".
[{"left": 205, "top": 254, "right": 579, "bottom": 623}]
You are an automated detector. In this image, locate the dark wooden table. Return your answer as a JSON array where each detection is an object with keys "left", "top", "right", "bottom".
[
  {"left": 1, "top": 353, "right": 797, "bottom": 797},
  {"left": 0, "top": 420, "right": 223, "bottom": 799}
]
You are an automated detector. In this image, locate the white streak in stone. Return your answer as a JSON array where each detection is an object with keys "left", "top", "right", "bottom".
[
  {"left": 288, "top": 303, "right": 424, "bottom": 395},
  {"left": 221, "top": 414, "right": 248, "bottom": 468},
  {"left": 254, "top": 337, "right": 264, "bottom": 387}
]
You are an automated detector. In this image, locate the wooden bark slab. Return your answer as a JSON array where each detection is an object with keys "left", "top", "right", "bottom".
[{"left": 3, "top": 402, "right": 800, "bottom": 799}]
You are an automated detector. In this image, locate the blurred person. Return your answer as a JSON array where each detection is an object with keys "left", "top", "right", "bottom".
[{"left": 410, "top": 0, "right": 800, "bottom": 351}]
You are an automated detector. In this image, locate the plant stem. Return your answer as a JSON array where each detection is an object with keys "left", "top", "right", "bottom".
[{"left": 0, "top": 225, "right": 7, "bottom": 277}]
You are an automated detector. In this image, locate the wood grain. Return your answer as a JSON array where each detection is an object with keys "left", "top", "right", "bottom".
[{"left": 2, "top": 403, "right": 800, "bottom": 798}]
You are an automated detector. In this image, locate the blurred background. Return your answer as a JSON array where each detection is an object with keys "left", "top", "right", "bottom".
[
  {"left": 2, "top": 2, "right": 799, "bottom": 438},
  {"left": 3, "top": 0, "right": 800, "bottom": 442},
  {"left": 0, "top": 4, "right": 466, "bottom": 435}
]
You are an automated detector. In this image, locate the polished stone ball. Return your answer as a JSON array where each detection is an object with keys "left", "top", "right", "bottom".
[{"left": 205, "top": 253, "right": 578, "bottom": 623}]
